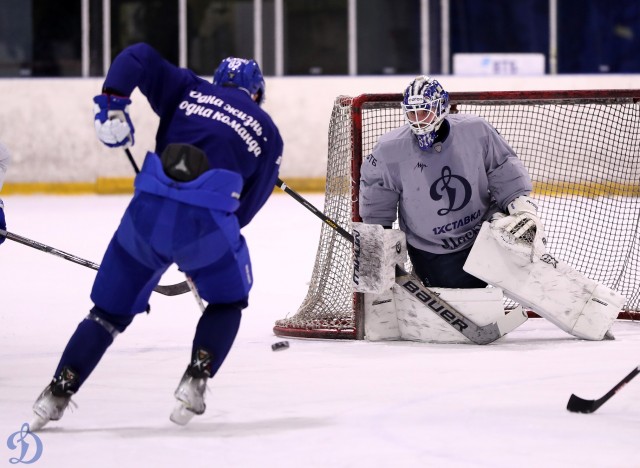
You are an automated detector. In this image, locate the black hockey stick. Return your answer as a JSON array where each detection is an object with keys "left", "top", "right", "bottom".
[
  {"left": 124, "top": 146, "right": 140, "bottom": 172},
  {"left": 1, "top": 228, "right": 190, "bottom": 296},
  {"left": 275, "top": 178, "right": 527, "bottom": 345},
  {"left": 567, "top": 365, "right": 640, "bottom": 413}
]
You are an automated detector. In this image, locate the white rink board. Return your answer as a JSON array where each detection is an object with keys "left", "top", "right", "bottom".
[{"left": 0, "top": 74, "right": 639, "bottom": 184}]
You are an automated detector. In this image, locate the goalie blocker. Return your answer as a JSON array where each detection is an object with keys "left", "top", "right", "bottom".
[
  {"left": 463, "top": 220, "right": 626, "bottom": 340},
  {"left": 353, "top": 222, "right": 525, "bottom": 344}
]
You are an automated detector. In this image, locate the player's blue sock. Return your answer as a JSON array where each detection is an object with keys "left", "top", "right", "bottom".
[
  {"left": 191, "top": 304, "right": 242, "bottom": 377},
  {"left": 53, "top": 308, "right": 133, "bottom": 389}
]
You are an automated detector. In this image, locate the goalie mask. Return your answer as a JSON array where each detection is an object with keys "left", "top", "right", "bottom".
[
  {"left": 402, "top": 76, "right": 450, "bottom": 151},
  {"left": 213, "top": 57, "right": 265, "bottom": 105}
]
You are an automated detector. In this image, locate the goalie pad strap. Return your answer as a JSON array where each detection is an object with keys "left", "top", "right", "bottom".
[{"left": 507, "top": 195, "right": 538, "bottom": 216}]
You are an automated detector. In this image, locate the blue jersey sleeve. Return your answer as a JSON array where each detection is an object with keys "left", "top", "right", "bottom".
[
  {"left": 102, "top": 43, "right": 202, "bottom": 117},
  {"left": 103, "top": 42, "right": 284, "bottom": 229}
]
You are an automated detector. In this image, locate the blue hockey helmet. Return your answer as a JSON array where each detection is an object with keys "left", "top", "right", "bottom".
[
  {"left": 213, "top": 57, "right": 265, "bottom": 105},
  {"left": 401, "top": 76, "right": 450, "bottom": 150}
]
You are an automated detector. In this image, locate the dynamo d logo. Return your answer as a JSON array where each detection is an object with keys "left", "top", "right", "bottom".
[{"left": 6, "top": 423, "right": 43, "bottom": 464}]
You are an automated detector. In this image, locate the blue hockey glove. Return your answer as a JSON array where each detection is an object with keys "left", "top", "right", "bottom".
[
  {"left": 93, "top": 94, "right": 135, "bottom": 148},
  {"left": 0, "top": 198, "right": 6, "bottom": 245}
]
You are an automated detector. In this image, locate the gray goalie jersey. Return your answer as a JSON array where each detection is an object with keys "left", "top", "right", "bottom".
[{"left": 359, "top": 114, "right": 532, "bottom": 254}]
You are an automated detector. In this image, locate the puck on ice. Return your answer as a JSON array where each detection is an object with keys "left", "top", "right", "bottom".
[{"left": 271, "top": 341, "right": 290, "bottom": 351}]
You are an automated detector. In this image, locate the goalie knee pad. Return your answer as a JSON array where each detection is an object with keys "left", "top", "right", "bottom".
[
  {"left": 352, "top": 222, "right": 407, "bottom": 294},
  {"left": 354, "top": 223, "right": 407, "bottom": 340}
]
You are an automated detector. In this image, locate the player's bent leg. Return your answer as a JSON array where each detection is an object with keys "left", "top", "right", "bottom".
[
  {"left": 170, "top": 302, "right": 244, "bottom": 425},
  {"left": 31, "top": 307, "right": 134, "bottom": 431},
  {"left": 92, "top": 235, "right": 167, "bottom": 314},
  {"left": 170, "top": 213, "right": 249, "bottom": 424},
  {"left": 185, "top": 228, "right": 253, "bottom": 305},
  {"left": 407, "top": 244, "right": 487, "bottom": 288},
  {"left": 34, "top": 232, "right": 162, "bottom": 430}
]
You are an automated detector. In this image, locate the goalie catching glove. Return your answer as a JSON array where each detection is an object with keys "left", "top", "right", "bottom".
[
  {"left": 491, "top": 195, "right": 546, "bottom": 262},
  {"left": 93, "top": 94, "right": 135, "bottom": 148}
]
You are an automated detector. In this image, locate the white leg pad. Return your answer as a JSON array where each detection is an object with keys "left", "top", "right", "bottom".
[
  {"left": 394, "top": 285, "right": 509, "bottom": 344},
  {"left": 364, "top": 289, "right": 401, "bottom": 341},
  {"left": 464, "top": 222, "right": 626, "bottom": 341},
  {"left": 352, "top": 223, "right": 407, "bottom": 294}
]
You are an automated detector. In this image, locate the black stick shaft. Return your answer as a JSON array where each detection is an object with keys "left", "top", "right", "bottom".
[
  {"left": 3, "top": 229, "right": 100, "bottom": 270},
  {"left": 1, "top": 228, "right": 188, "bottom": 296},
  {"left": 125, "top": 148, "right": 141, "bottom": 174},
  {"left": 599, "top": 365, "right": 640, "bottom": 402},
  {"left": 275, "top": 178, "right": 354, "bottom": 243}
]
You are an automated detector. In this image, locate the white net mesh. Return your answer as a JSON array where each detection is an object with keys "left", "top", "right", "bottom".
[{"left": 274, "top": 97, "right": 357, "bottom": 338}]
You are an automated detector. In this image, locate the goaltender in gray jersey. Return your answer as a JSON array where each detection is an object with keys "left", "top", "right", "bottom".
[
  {"left": 360, "top": 113, "right": 531, "bottom": 254},
  {"left": 360, "top": 76, "right": 539, "bottom": 289}
]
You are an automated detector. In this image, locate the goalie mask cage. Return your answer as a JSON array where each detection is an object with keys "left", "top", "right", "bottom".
[{"left": 274, "top": 90, "right": 640, "bottom": 340}]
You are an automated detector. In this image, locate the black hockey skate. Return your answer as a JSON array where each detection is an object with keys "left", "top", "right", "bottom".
[
  {"left": 170, "top": 348, "right": 212, "bottom": 426},
  {"left": 31, "top": 366, "right": 79, "bottom": 431}
]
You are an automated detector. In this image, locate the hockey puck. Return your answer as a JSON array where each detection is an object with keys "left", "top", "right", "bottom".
[{"left": 271, "top": 341, "right": 290, "bottom": 351}]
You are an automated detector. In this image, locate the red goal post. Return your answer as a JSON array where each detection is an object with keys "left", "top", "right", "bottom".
[{"left": 274, "top": 90, "right": 640, "bottom": 340}]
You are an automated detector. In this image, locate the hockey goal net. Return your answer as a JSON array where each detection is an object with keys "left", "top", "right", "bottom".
[{"left": 274, "top": 90, "right": 640, "bottom": 339}]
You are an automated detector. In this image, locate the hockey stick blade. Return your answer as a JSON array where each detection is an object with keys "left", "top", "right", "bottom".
[
  {"left": 276, "top": 178, "right": 527, "bottom": 344},
  {"left": 153, "top": 282, "right": 191, "bottom": 296},
  {"left": 567, "top": 365, "right": 640, "bottom": 414},
  {"left": 1, "top": 229, "right": 189, "bottom": 296},
  {"left": 394, "top": 266, "right": 528, "bottom": 344}
]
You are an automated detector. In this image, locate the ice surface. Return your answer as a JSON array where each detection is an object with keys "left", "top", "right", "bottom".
[{"left": 0, "top": 194, "right": 639, "bottom": 467}]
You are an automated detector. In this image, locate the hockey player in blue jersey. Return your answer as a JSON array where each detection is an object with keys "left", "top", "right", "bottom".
[
  {"left": 30, "top": 43, "right": 283, "bottom": 429},
  {"left": 359, "top": 76, "right": 542, "bottom": 289},
  {"left": 0, "top": 140, "right": 11, "bottom": 244}
]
